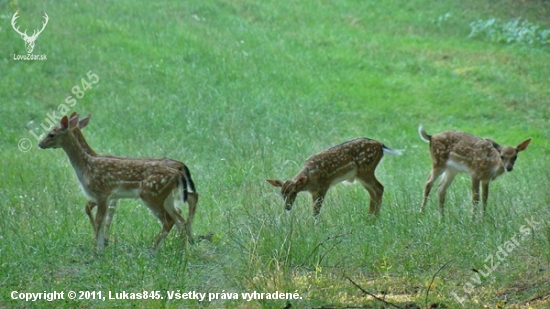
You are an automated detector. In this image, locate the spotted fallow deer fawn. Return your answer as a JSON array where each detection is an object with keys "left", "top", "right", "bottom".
[
  {"left": 39, "top": 115, "right": 194, "bottom": 251},
  {"left": 267, "top": 138, "right": 402, "bottom": 217},
  {"left": 418, "top": 126, "right": 531, "bottom": 217},
  {"left": 68, "top": 113, "right": 198, "bottom": 247}
]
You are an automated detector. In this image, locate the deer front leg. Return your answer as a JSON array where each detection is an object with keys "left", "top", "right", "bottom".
[
  {"left": 93, "top": 198, "right": 109, "bottom": 251},
  {"left": 86, "top": 200, "right": 117, "bottom": 247},
  {"left": 481, "top": 180, "right": 490, "bottom": 215},
  {"left": 471, "top": 177, "right": 481, "bottom": 205},
  {"left": 311, "top": 190, "right": 327, "bottom": 218},
  {"left": 471, "top": 177, "right": 481, "bottom": 218}
]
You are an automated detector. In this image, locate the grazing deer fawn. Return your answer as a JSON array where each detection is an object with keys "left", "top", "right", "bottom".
[
  {"left": 267, "top": 138, "right": 402, "bottom": 217},
  {"left": 39, "top": 115, "right": 194, "bottom": 251},
  {"left": 418, "top": 126, "right": 531, "bottom": 217},
  {"left": 69, "top": 113, "right": 198, "bottom": 247}
]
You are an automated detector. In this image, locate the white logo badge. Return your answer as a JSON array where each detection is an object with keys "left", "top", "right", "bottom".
[{"left": 11, "top": 11, "right": 48, "bottom": 54}]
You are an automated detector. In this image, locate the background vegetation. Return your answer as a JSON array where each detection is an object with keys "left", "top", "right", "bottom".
[{"left": 1, "top": 0, "right": 549, "bottom": 308}]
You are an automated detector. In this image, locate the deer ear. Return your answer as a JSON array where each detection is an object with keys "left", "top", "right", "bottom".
[
  {"left": 516, "top": 138, "right": 531, "bottom": 152},
  {"left": 69, "top": 112, "right": 78, "bottom": 120},
  {"left": 69, "top": 114, "right": 79, "bottom": 129},
  {"left": 487, "top": 139, "right": 502, "bottom": 152},
  {"left": 266, "top": 179, "right": 284, "bottom": 187},
  {"left": 79, "top": 114, "right": 91, "bottom": 129},
  {"left": 60, "top": 116, "right": 69, "bottom": 129}
]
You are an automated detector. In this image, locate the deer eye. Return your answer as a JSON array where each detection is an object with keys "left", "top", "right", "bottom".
[{"left": 48, "top": 133, "right": 55, "bottom": 138}]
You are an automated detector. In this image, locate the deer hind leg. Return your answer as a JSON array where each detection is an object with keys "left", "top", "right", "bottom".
[
  {"left": 103, "top": 200, "right": 117, "bottom": 247},
  {"left": 140, "top": 193, "right": 182, "bottom": 251},
  {"left": 151, "top": 210, "right": 175, "bottom": 252},
  {"left": 162, "top": 193, "right": 192, "bottom": 245},
  {"left": 358, "top": 174, "right": 384, "bottom": 214},
  {"left": 421, "top": 167, "right": 446, "bottom": 213},
  {"left": 141, "top": 172, "right": 192, "bottom": 246},
  {"left": 141, "top": 192, "right": 183, "bottom": 251},
  {"left": 85, "top": 201, "right": 97, "bottom": 234},
  {"left": 436, "top": 170, "right": 457, "bottom": 217},
  {"left": 186, "top": 192, "right": 199, "bottom": 241}
]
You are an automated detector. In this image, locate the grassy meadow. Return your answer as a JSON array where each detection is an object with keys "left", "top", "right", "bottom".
[{"left": 1, "top": 0, "right": 550, "bottom": 308}]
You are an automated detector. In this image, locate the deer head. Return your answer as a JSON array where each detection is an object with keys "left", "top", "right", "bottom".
[
  {"left": 38, "top": 115, "right": 78, "bottom": 149},
  {"left": 11, "top": 11, "right": 49, "bottom": 54},
  {"left": 494, "top": 139, "right": 531, "bottom": 172},
  {"left": 266, "top": 176, "right": 308, "bottom": 211}
]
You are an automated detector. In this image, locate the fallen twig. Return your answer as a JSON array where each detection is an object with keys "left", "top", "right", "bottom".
[
  {"left": 345, "top": 276, "right": 403, "bottom": 309},
  {"left": 299, "top": 232, "right": 351, "bottom": 267},
  {"left": 425, "top": 261, "right": 450, "bottom": 307}
]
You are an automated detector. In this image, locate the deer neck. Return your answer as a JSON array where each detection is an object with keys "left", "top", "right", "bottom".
[
  {"left": 291, "top": 167, "right": 312, "bottom": 191},
  {"left": 492, "top": 161, "right": 506, "bottom": 179},
  {"left": 74, "top": 128, "right": 98, "bottom": 156},
  {"left": 60, "top": 131, "right": 94, "bottom": 182}
]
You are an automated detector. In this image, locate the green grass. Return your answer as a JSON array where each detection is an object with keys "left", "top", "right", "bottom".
[{"left": 1, "top": 0, "right": 550, "bottom": 308}]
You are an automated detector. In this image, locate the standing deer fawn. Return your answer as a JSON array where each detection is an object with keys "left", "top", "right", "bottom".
[
  {"left": 70, "top": 114, "right": 198, "bottom": 247},
  {"left": 418, "top": 126, "right": 531, "bottom": 217},
  {"left": 267, "top": 138, "right": 402, "bottom": 217},
  {"left": 39, "top": 115, "right": 194, "bottom": 251}
]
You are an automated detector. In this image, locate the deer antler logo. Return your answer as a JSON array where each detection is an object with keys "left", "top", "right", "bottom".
[{"left": 11, "top": 11, "right": 49, "bottom": 54}]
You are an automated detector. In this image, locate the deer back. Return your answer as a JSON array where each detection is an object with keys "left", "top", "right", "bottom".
[
  {"left": 431, "top": 131, "right": 504, "bottom": 180},
  {"left": 301, "top": 138, "right": 384, "bottom": 189}
]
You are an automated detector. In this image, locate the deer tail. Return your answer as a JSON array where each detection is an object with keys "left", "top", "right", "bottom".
[
  {"left": 418, "top": 125, "right": 431, "bottom": 143},
  {"left": 179, "top": 165, "right": 196, "bottom": 203},
  {"left": 382, "top": 145, "right": 403, "bottom": 156},
  {"left": 182, "top": 165, "right": 196, "bottom": 193}
]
